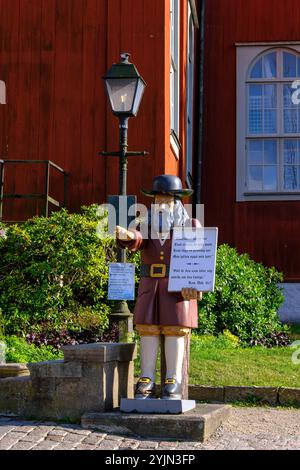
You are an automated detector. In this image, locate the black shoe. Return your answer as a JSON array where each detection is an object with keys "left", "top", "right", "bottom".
[
  {"left": 161, "top": 378, "right": 182, "bottom": 400},
  {"left": 135, "top": 377, "right": 156, "bottom": 399}
]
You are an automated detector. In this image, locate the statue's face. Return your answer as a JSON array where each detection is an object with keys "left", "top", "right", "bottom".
[
  {"left": 154, "top": 194, "right": 175, "bottom": 213},
  {"left": 152, "top": 194, "right": 175, "bottom": 236}
]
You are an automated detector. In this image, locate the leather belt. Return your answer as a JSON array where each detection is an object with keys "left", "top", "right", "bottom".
[{"left": 141, "top": 264, "right": 170, "bottom": 278}]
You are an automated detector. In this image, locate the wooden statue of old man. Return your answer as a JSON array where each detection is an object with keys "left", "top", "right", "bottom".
[{"left": 116, "top": 174, "right": 202, "bottom": 400}]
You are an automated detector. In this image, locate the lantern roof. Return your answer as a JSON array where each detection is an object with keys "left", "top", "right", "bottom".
[{"left": 103, "top": 53, "right": 146, "bottom": 85}]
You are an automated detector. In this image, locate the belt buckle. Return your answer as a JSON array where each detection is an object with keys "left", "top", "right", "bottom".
[{"left": 150, "top": 264, "right": 166, "bottom": 278}]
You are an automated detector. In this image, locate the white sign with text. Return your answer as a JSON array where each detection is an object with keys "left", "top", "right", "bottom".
[
  {"left": 108, "top": 263, "right": 135, "bottom": 301},
  {"left": 168, "top": 227, "right": 218, "bottom": 293}
]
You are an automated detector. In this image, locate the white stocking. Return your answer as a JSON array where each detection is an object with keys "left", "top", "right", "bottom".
[
  {"left": 140, "top": 336, "right": 160, "bottom": 381},
  {"left": 164, "top": 336, "right": 185, "bottom": 384}
]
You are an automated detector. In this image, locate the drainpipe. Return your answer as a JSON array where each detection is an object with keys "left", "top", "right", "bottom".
[{"left": 194, "top": 0, "right": 205, "bottom": 206}]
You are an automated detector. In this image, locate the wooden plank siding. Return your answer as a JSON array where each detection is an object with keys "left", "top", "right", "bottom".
[
  {"left": 0, "top": 0, "right": 191, "bottom": 221},
  {"left": 0, "top": 0, "right": 108, "bottom": 220},
  {"left": 202, "top": 0, "right": 300, "bottom": 279}
]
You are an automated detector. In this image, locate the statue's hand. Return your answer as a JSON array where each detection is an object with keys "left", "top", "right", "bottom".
[
  {"left": 115, "top": 225, "right": 135, "bottom": 241},
  {"left": 181, "top": 288, "right": 203, "bottom": 301}
]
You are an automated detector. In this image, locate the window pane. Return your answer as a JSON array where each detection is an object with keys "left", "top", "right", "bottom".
[
  {"left": 249, "top": 85, "right": 263, "bottom": 134},
  {"left": 284, "top": 109, "right": 297, "bottom": 133},
  {"left": 249, "top": 84, "right": 262, "bottom": 109},
  {"left": 248, "top": 166, "right": 263, "bottom": 190},
  {"left": 298, "top": 57, "right": 300, "bottom": 77},
  {"left": 264, "top": 84, "right": 276, "bottom": 108},
  {"left": 284, "top": 140, "right": 298, "bottom": 164},
  {"left": 264, "top": 140, "right": 277, "bottom": 164},
  {"left": 283, "top": 52, "right": 297, "bottom": 77},
  {"left": 249, "top": 111, "right": 263, "bottom": 134},
  {"left": 264, "top": 110, "right": 277, "bottom": 133},
  {"left": 263, "top": 166, "right": 277, "bottom": 190},
  {"left": 263, "top": 52, "right": 277, "bottom": 78},
  {"left": 249, "top": 53, "right": 277, "bottom": 79},
  {"left": 248, "top": 140, "right": 263, "bottom": 164},
  {"left": 170, "top": 67, "right": 174, "bottom": 130},
  {"left": 250, "top": 58, "right": 263, "bottom": 79},
  {"left": 284, "top": 166, "right": 298, "bottom": 189},
  {"left": 283, "top": 84, "right": 295, "bottom": 107}
]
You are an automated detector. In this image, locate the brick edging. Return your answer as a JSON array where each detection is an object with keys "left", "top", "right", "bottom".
[
  {"left": 188, "top": 385, "right": 300, "bottom": 406},
  {"left": 134, "top": 379, "right": 300, "bottom": 405}
]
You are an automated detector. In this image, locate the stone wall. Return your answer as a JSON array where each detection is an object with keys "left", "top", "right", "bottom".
[{"left": 0, "top": 343, "right": 136, "bottom": 421}]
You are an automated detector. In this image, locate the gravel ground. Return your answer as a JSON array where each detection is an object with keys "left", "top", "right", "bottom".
[{"left": 0, "top": 407, "right": 300, "bottom": 450}]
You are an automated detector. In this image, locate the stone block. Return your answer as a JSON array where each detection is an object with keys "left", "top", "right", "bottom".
[
  {"left": 188, "top": 385, "right": 224, "bottom": 402},
  {"left": 224, "top": 386, "right": 278, "bottom": 405},
  {"left": 0, "top": 363, "right": 29, "bottom": 378},
  {"left": 278, "top": 387, "right": 300, "bottom": 405},
  {"left": 0, "top": 376, "right": 33, "bottom": 415},
  {"left": 30, "top": 377, "right": 56, "bottom": 400},
  {"left": 120, "top": 398, "right": 196, "bottom": 414},
  {"left": 28, "top": 360, "right": 82, "bottom": 378},
  {"left": 62, "top": 342, "right": 136, "bottom": 363},
  {"left": 81, "top": 404, "right": 232, "bottom": 442}
]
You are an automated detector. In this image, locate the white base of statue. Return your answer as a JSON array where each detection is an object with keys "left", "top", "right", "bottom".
[{"left": 120, "top": 398, "right": 196, "bottom": 414}]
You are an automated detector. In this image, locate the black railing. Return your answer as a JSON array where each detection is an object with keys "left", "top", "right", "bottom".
[{"left": 0, "top": 159, "right": 69, "bottom": 222}]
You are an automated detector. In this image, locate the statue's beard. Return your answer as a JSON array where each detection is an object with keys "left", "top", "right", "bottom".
[
  {"left": 151, "top": 207, "right": 173, "bottom": 237},
  {"left": 148, "top": 200, "right": 190, "bottom": 242}
]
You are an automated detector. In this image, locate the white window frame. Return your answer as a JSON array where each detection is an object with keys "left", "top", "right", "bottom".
[
  {"left": 185, "top": 1, "right": 195, "bottom": 187},
  {"left": 0, "top": 81, "right": 6, "bottom": 104},
  {"left": 170, "top": 0, "right": 180, "bottom": 156},
  {"left": 236, "top": 43, "right": 300, "bottom": 201}
]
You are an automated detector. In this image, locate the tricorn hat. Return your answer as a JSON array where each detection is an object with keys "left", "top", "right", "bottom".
[{"left": 141, "top": 175, "right": 193, "bottom": 198}]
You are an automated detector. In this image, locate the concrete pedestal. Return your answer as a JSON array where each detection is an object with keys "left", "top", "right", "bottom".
[
  {"left": 120, "top": 398, "right": 196, "bottom": 414},
  {"left": 81, "top": 404, "right": 232, "bottom": 441}
]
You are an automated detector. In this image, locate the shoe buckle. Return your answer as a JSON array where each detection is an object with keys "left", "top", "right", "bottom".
[
  {"left": 139, "top": 377, "right": 151, "bottom": 383},
  {"left": 165, "top": 378, "right": 176, "bottom": 384}
]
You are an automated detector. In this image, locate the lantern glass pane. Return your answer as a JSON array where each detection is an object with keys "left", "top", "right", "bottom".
[
  {"left": 132, "top": 79, "right": 146, "bottom": 115},
  {"left": 105, "top": 78, "right": 137, "bottom": 113}
]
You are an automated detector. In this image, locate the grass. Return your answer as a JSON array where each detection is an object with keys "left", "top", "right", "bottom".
[
  {"left": 135, "top": 332, "right": 300, "bottom": 388},
  {"left": 189, "top": 336, "right": 300, "bottom": 387}
]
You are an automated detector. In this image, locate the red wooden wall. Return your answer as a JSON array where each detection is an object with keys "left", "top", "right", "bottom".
[
  {"left": 202, "top": 0, "right": 300, "bottom": 280},
  {"left": 0, "top": 0, "right": 190, "bottom": 222}
]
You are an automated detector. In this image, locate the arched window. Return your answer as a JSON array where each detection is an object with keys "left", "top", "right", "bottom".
[{"left": 237, "top": 45, "right": 300, "bottom": 201}]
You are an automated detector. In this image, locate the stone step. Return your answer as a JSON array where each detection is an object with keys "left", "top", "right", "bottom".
[
  {"left": 0, "top": 363, "right": 29, "bottom": 378},
  {"left": 81, "top": 403, "right": 232, "bottom": 442}
]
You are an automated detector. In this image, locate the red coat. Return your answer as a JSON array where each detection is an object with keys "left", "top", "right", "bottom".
[{"left": 118, "top": 219, "right": 200, "bottom": 328}]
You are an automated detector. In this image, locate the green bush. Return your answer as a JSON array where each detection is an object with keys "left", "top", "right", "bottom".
[
  {"left": 0, "top": 308, "right": 5, "bottom": 339},
  {"left": 0, "top": 205, "right": 138, "bottom": 338},
  {"left": 197, "top": 244, "right": 286, "bottom": 345},
  {"left": 4, "top": 336, "right": 63, "bottom": 363}
]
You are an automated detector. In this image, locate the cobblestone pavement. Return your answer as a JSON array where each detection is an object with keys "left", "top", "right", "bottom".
[{"left": 0, "top": 407, "right": 300, "bottom": 450}]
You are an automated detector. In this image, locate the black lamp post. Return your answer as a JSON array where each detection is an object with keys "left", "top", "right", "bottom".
[{"left": 101, "top": 53, "right": 148, "bottom": 340}]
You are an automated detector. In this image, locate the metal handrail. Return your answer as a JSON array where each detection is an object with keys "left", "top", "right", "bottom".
[
  {"left": 0, "top": 159, "right": 69, "bottom": 221},
  {"left": 2, "top": 159, "right": 66, "bottom": 173}
]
